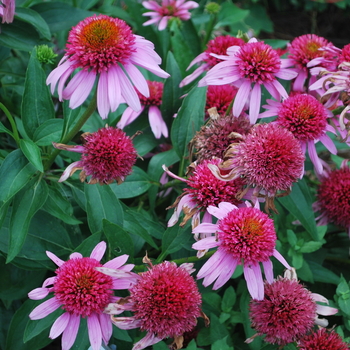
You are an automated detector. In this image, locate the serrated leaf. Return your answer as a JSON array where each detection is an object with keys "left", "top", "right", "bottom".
[
  {"left": 171, "top": 86, "right": 207, "bottom": 158},
  {"left": 22, "top": 48, "right": 55, "bottom": 139},
  {"left": 85, "top": 184, "right": 124, "bottom": 234},
  {"left": 103, "top": 219, "right": 134, "bottom": 259},
  {"left": 19, "top": 139, "right": 43, "bottom": 172},
  {"left": 0, "top": 149, "right": 37, "bottom": 203},
  {"left": 33, "top": 119, "right": 64, "bottom": 146},
  {"left": 7, "top": 180, "right": 48, "bottom": 263},
  {"left": 14, "top": 7, "right": 51, "bottom": 40},
  {"left": 287, "top": 229, "right": 297, "bottom": 246},
  {"left": 300, "top": 240, "right": 324, "bottom": 253}
]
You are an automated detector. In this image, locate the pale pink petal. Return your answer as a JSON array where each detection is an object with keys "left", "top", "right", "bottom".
[
  {"left": 97, "top": 71, "right": 110, "bottom": 119},
  {"left": 90, "top": 241, "right": 106, "bottom": 261},
  {"left": 112, "top": 279, "right": 136, "bottom": 289},
  {"left": 207, "top": 202, "right": 237, "bottom": 219},
  {"left": 275, "top": 68, "right": 298, "bottom": 80},
  {"left": 46, "top": 58, "right": 74, "bottom": 94},
  {"left": 99, "top": 313, "right": 113, "bottom": 345},
  {"left": 213, "top": 254, "right": 238, "bottom": 289},
  {"left": 58, "top": 161, "right": 82, "bottom": 182},
  {"left": 192, "top": 223, "right": 218, "bottom": 235},
  {"left": 96, "top": 267, "right": 138, "bottom": 280},
  {"left": 43, "top": 276, "right": 56, "bottom": 288},
  {"left": 57, "top": 66, "right": 76, "bottom": 101},
  {"left": 143, "top": 17, "right": 162, "bottom": 26},
  {"left": 148, "top": 106, "right": 168, "bottom": 138},
  {"left": 271, "top": 79, "right": 288, "bottom": 100},
  {"left": 180, "top": 64, "right": 208, "bottom": 87},
  {"left": 186, "top": 52, "right": 207, "bottom": 70},
  {"left": 132, "top": 332, "right": 163, "bottom": 350},
  {"left": 87, "top": 313, "right": 102, "bottom": 350},
  {"left": 62, "top": 314, "right": 80, "bottom": 350},
  {"left": 111, "top": 316, "right": 142, "bottom": 330},
  {"left": 272, "top": 248, "right": 291, "bottom": 269},
  {"left": 119, "top": 263, "right": 135, "bottom": 272},
  {"left": 308, "top": 141, "right": 323, "bottom": 174},
  {"left": 158, "top": 16, "right": 169, "bottom": 30},
  {"left": 233, "top": 80, "right": 251, "bottom": 117},
  {"left": 28, "top": 287, "right": 50, "bottom": 300},
  {"left": 50, "top": 312, "right": 70, "bottom": 339},
  {"left": 162, "top": 164, "right": 186, "bottom": 182},
  {"left": 262, "top": 259, "right": 274, "bottom": 284},
  {"left": 249, "top": 83, "right": 261, "bottom": 124},
  {"left": 197, "top": 249, "right": 226, "bottom": 280},
  {"left": 103, "top": 254, "right": 129, "bottom": 269},
  {"left": 192, "top": 236, "right": 219, "bottom": 250},
  {"left": 263, "top": 81, "right": 280, "bottom": 101},
  {"left": 243, "top": 265, "right": 261, "bottom": 300},
  {"left": 319, "top": 134, "right": 337, "bottom": 154},
  {"left": 316, "top": 304, "right": 338, "bottom": 316},
  {"left": 124, "top": 63, "right": 150, "bottom": 98},
  {"left": 29, "top": 297, "right": 61, "bottom": 320},
  {"left": 311, "top": 293, "right": 329, "bottom": 303},
  {"left": 69, "top": 252, "right": 83, "bottom": 259},
  {"left": 117, "top": 107, "right": 143, "bottom": 129},
  {"left": 142, "top": 1, "right": 160, "bottom": 10},
  {"left": 107, "top": 65, "right": 122, "bottom": 112}
]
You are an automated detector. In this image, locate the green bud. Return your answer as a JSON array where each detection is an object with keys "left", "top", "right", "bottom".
[
  {"left": 205, "top": 2, "right": 221, "bottom": 15},
  {"left": 36, "top": 45, "right": 58, "bottom": 65},
  {"left": 236, "top": 30, "right": 250, "bottom": 43}
]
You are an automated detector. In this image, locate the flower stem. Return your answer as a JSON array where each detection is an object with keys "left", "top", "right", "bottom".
[
  {"left": 43, "top": 93, "right": 97, "bottom": 172},
  {"left": 225, "top": 98, "right": 234, "bottom": 117},
  {"left": 0, "top": 103, "right": 20, "bottom": 147}
]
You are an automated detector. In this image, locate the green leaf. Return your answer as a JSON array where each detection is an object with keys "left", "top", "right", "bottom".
[
  {"left": 297, "top": 259, "right": 314, "bottom": 283},
  {"left": 42, "top": 186, "right": 82, "bottom": 225},
  {"left": 161, "top": 52, "right": 182, "bottom": 118},
  {"left": 33, "top": 119, "right": 64, "bottom": 146},
  {"left": 61, "top": 100, "right": 82, "bottom": 141},
  {"left": 307, "top": 260, "right": 340, "bottom": 285},
  {"left": 0, "top": 121, "right": 13, "bottom": 136},
  {"left": 287, "top": 229, "right": 297, "bottom": 246},
  {"left": 85, "top": 184, "right": 124, "bottom": 234},
  {"left": 291, "top": 251, "right": 303, "bottom": 269},
  {"left": 300, "top": 240, "right": 325, "bottom": 253},
  {"left": 22, "top": 48, "right": 55, "bottom": 139},
  {"left": 277, "top": 180, "right": 319, "bottom": 241},
  {"left": 216, "top": 2, "right": 249, "bottom": 28},
  {"left": 19, "top": 139, "right": 43, "bottom": 172},
  {"left": 103, "top": 219, "right": 134, "bottom": 260},
  {"left": 337, "top": 276, "right": 350, "bottom": 316},
  {"left": 14, "top": 7, "right": 51, "bottom": 40},
  {"left": 7, "top": 180, "right": 49, "bottom": 263},
  {"left": 202, "top": 292, "right": 222, "bottom": 316},
  {"left": 0, "top": 149, "right": 37, "bottom": 204},
  {"left": 211, "top": 336, "right": 234, "bottom": 350},
  {"left": 110, "top": 166, "right": 152, "bottom": 199},
  {"left": 160, "top": 224, "right": 192, "bottom": 259},
  {"left": 221, "top": 286, "right": 236, "bottom": 312},
  {"left": 197, "top": 313, "right": 229, "bottom": 346},
  {"left": 171, "top": 86, "right": 207, "bottom": 159}
]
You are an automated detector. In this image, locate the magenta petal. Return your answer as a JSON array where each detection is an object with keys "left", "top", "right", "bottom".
[
  {"left": 99, "top": 313, "right": 113, "bottom": 345},
  {"left": 87, "top": 313, "right": 102, "bottom": 350},
  {"left": 61, "top": 314, "right": 80, "bottom": 350},
  {"left": 90, "top": 241, "right": 106, "bottom": 261},
  {"left": 50, "top": 312, "right": 70, "bottom": 339},
  {"left": 29, "top": 297, "right": 61, "bottom": 320}
]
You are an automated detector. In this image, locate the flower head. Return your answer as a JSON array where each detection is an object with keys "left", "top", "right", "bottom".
[
  {"left": 163, "top": 159, "right": 244, "bottom": 229},
  {"left": 199, "top": 39, "right": 297, "bottom": 124},
  {"left": 205, "top": 85, "right": 238, "bottom": 118},
  {"left": 298, "top": 328, "right": 349, "bottom": 350},
  {"left": 0, "top": 0, "right": 15, "bottom": 23},
  {"left": 192, "top": 112, "right": 251, "bottom": 162},
  {"left": 192, "top": 202, "right": 290, "bottom": 299},
  {"left": 53, "top": 126, "right": 138, "bottom": 185},
  {"left": 249, "top": 277, "right": 338, "bottom": 346},
  {"left": 101, "top": 259, "right": 205, "bottom": 350},
  {"left": 315, "top": 160, "right": 350, "bottom": 236},
  {"left": 28, "top": 242, "right": 135, "bottom": 350},
  {"left": 209, "top": 123, "right": 305, "bottom": 210},
  {"left": 340, "top": 43, "right": 350, "bottom": 64},
  {"left": 142, "top": 0, "right": 199, "bottom": 31},
  {"left": 117, "top": 80, "right": 168, "bottom": 139},
  {"left": 47, "top": 14, "right": 169, "bottom": 119},
  {"left": 180, "top": 35, "right": 245, "bottom": 87}
]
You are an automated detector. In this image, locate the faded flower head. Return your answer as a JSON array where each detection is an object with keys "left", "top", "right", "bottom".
[
  {"left": 298, "top": 328, "right": 349, "bottom": 350},
  {"left": 53, "top": 126, "right": 137, "bottom": 185},
  {"left": 47, "top": 14, "right": 169, "bottom": 119}
]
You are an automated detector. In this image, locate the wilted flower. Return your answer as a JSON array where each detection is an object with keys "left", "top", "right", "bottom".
[
  {"left": 192, "top": 202, "right": 290, "bottom": 299},
  {"left": 28, "top": 242, "right": 135, "bottom": 350},
  {"left": 0, "top": 0, "right": 15, "bottom": 23},
  {"left": 142, "top": 0, "right": 199, "bottom": 31},
  {"left": 117, "top": 80, "right": 168, "bottom": 139},
  {"left": 199, "top": 38, "right": 297, "bottom": 124},
  {"left": 249, "top": 276, "right": 338, "bottom": 346},
  {"left": 53, "top": 126, "right": 138, "bottom": 185},
  {"left": 46, "top": 14, "right": 169, "bottom": 119},
  {"left": 100, "top": 259, "right": 207, "bottom": 350}
]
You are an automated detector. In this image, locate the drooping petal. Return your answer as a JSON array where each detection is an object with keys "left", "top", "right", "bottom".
[
  {"left": 213, "top": 254, "right": 238, "bottom": 290},
  {"left": 99, "top": 313, "right": 113, "bottom": 345},
  {"left": 132, "top": 332, "right": 163, "bottom": 350},
  {"left": 97, "top": 71, "right": 110, "bottom": 119},
  {"left": 29, "top": 297, "right": 61, "bottom": 320},
  {"left": 262, "top": 259, "right": 274, "bottom": 284},
  {"left": 233, "top": 80, "right": 251, "bottom": 117},
  {"left": 192, "top": 236, "right": 219, "bottom": 250},
  {"left": 148, "top": 106, "right": 168, "bottom": 138},
  {"left": 61, "top": 314, "right": 80, "bottom": 350},
  {"left": 50, "top": 312, "right": 70, "bottom": 339},
  {"left": 243, "top": 265, "right": 262, "bottom": 300},
  {"left": 87, "top": 313, "right": 102, "bottom": 350}
]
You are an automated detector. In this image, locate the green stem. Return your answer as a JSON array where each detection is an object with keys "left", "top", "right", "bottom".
[
  {"left": 43, "top": 93, "right": 97, "bottom": 172},
  {"left": 225, "top": 98, "right": 235, "bottom": 117},
  {"left": 178, "top": 156, "right": 186, "bottom": 178},
  {"left": 159, "top": 179, "right": 183, "bottom": 191},
  {"left": 0, "top": 103, "right": 20, "bottom": 146},
  {"left": 203, "top": 14, "right": 217, "bottom": 49}
]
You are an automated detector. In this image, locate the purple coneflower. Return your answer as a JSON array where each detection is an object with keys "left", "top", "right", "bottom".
[
  {"left": 46, "top": 14, "right": 169, "bottom": 119},
  {"left": 298, "top": 328, "right": 349, "bottom": 350},
  {"left": 28, "top": 242, "right": 135, "bottom": 350}
]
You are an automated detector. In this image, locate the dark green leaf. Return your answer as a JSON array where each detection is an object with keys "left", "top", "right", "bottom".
[
  {"left": 197, "top": 313, "right": 229, "bottom": 346},
  {"left": 132, "top": 132, "right": 158, "bottom": 156},
  {"left": 19, "top": 139, "right": 43, "bottom": 172},
  {"left": 22, "top": 48, "right": 55, "bottom": 139},
  {"left": 0, "top": 121, "right": 13, "bottom": 136},
  {"left": 297, "top": 260, "right": 314, "bottom": 283},
  {"left": 307, "top": 260, "right": 340, "bottom": 285},
  {"left": 110, "top": 166, "right": 152, "bottom": 199},
  {"left": 14, "top": 7, "right": 51, "bottom": 40},
  {"left": 103, "top": 219, "right": 134, "bottom": 259},
  {"left": 160, "top": 224, "right": 191, "bottom": 259},
  {"left": 33, "top": 119, "right": 64, "bottom": 146},
  {"left": 221, "top": 286, "right": 236, "bottom": 312},
  {"left": 61, "top": 100, "right": 82, "bottom": 141},
  {"left": 85, "top": 184, "right": 124, "bottom": 234},
  {"left": 202, "top": 292, "right": 222, "bottom": 316},
  {"left": 74, "top": 232, "right": 103, "bottom": 257},
  {"left": 216, "top": 2, "right": 249, "bottom": 28},
  {"left": 337, "top": 277, "right": 350, "bottom": 316},
  {"left": 7, "top": 180, "right": 49, "bottom": 263},
  {"left": 171, "top": 86, "right": 207, "bottom": 158},
  {"left": 0, "top": 149, "right": 37, "bottom": 203},
  {"left": 300, "top": 240, "right": 324, "bottom": 253}
]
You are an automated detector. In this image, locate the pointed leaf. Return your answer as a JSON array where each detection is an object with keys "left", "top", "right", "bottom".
[
  {"left": 33, "top": 119, "right": 64, "bottom": 146},
  {"left": 20, "top": 139, "right": 43, "bottom": 172}
]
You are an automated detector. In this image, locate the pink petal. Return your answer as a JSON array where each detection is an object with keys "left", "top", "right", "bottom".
[
  {"left": 28, "top": 287, "right": 50, "bottom": 300},
  {"left": 46, "top": 251, "right": 65, "bottom": 266},
  {"left": 192, "top": 223, "right": 218, "bottom": 235},
  {"left": 272, "top": 248, "right": 291, "bottom": 269},
  {"left": 192, "top": 236, "right": 219, "bottom": 250},
  {"left": 97, "top": 71, "right": 110, "bottom": 119},
  {"left": 316, "top": 304, "right": 338, "bottom": 316},
  {"left": 103, "top": 254, "right": 129, "bottom": 269},
  {"left": 197, "top": 249, "right": 226, "bottom": 280},
  {"left": 249, "top": 83, "right": 261, "bottom": 124},
  {"left": 213, "top": 254, "right": 238, "bottom": 289},
  {"left": 233, "top": 80, "right": 251, "bottom": 117},
  {"left": 50, "top": 312, "right": 70, "bottom": 339},
  {"left": 99, "top": 313, "right": 113, "bottom": 345},
  {"left": 117, "top": 106, "right": 143, "bottom": 129},
  {"left": 69, "top": 252, "right": 83, "bottom": 260},
  {"left": 124, "top": 63, "right": 149, "bottom": 98},
  {"left": 308, "top": 141, "right": 323, "bottom": 174},
  {"left": 111, "top": 316, "right": 142, "bottom": 330},
  {"left": 319, "top": 134, "right": 337, "bottom": 154},
  {"left": 29, "top": 297, "right": 61, "bottom": 320},
  {"left": 158, "top": 16, "right": 169, "bottom": 30},
  {"left": 186, "top": 52, "right": 207, "bottom": 70},
  {"left": 58, "top": 161, "right": 82, "bottom": 182},
  {"left": 243, "top": 265, "right": 263, "bottom": 300},
  {"left": 207, "top": 202, "right": 237, "bottom": 219},
  {"left": 90, "top": 241, "right": 106, "bottom": 261},
  {"left": 61, "top": 314, "right": 80, "bottom": 350},
  {"left": 107, "top": 65, "right": 122, "bottom": 112},
  {"left": 87, "top": 313, "right": 102, "bottom": 350},
  {"left": 262, "top": 259, "right": 274, "bottom": 284},
  {"left": 132, "top": 332, "right": 163, "bottom": 350},
  {"left": 271, "top": 79, "right": 288, "bottom": 100},
  {"left": 148, "top": 106, "right": 168, "bottom": 138}
]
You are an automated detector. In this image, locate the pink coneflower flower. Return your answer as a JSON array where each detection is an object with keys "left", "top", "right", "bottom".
[
  {"left": 180, "top": 35, "right": 245, "bottom": 87},
  {"left": 53, "top": 126, "right": 138, "bottom": 185},
  {"left": 142, "top": 0, "right": 199, "bottom": 31},
  {"left": 288, "top": 34, "right": 335, "bottom": 91},
  {"left": 315, "top": 160, "right": 350, "bottom": 236},
  {"left": 28, "top": 242, "right": 135, "bottom": 350},
  {"left": 0, "top": 0, "right": 15, "bottom": 23},
  {"left": 163, "top": 158, "right": 245, "bottom": 229},
  {"left": 100, "top": 259, "right": 206, "bottom": 350},
  {"left": 46, "top": 14, "right": 169, "bottom": 119},
  {"left": 198, "top": 38, "right": 297, "bottom": 124},
  {"left": 249, "top": 276, "right": 338, "bottom": 346},
  {"left": 298, "top": 328, "right": 349, "bottom": 350},
  {"left": 205, "top": 85, "right": 238, "bottom": 118},
  {"left": 192, "top": 202, "right": 290, "bottom": 299},
  {"left": 117, "top": 80, "right": 168, "bottom": 139},
  {"left": 260, "top": 94, "right": 337, "bottom": 174},
  {"left": 191, "top": 112, "right": 251, "bottom": 162},
  {"left": 208, "top": 123, "right": 305, "bottom": 212}
]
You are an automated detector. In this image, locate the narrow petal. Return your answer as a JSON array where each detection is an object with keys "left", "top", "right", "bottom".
[
  {"left": 272, "top": 248, "right": 291, "bottom": 269},
  {"left": 132, "top": 332, "right": 163, "bottom": 350},
  {"left": 319, "top": 134, "right": 337, "bottom": 154},
  {"left": 249, "top": 83, "right": 261, "bottom": 124},
  {"left": 233, "top": 80, "right": 251, "bottom": 117},
  {"left": 124, "top": 63, "right": 149, "bottom": 97},
  {"left": 58, "top": 161, "right": 82, "bottom": 182},
  {"left": 316, "top": 304, "right": 338, "bottom": 316},
  {"left": 90, "top": 241, "right": 106, "bottom": 261},
  {"left": 62, "top": 314, "right": 80, "bottom": 350},
  {"left": 197, "top": 249, "right": 226, "bottom": 280},
  {"left": 103, "top": 254, "right": 129, "bottom": 269},
  {"left": 192, "top": 236, "right": 219, "bottom": 250},
  {"left": 308, "top": 141, "right": 323, "bottom": 174},
  {"left": 99, "top": 313, "right": 113, "bottom": 345},
  {"left": 50, "top": 312, "right": 70, "bottom": 339},
  {"left": 46, "top": 251, "right": 65, "bottom": 267},
  {"left": 117, "top": 107, "right": 143, "bottom": 129},
  {"left": 148, "top": 106, "right": 168, "bottom": 138},
  {"left": 262, "top": 259, "right": 274, "bottom": 284},
  {"left": 29, "top": 297, "right": 61, "bottom": 320},
  {"left": 107, "top": 65, "right": 122, "bottom": 112},
  {"left": 213, "top": 255, "right": 238, "bottom": 289},
  {"left": 117, "top": 66, "right": 141, "bottom": 112},
  {"left": 271, "top": 79, "right": 288, "bottom": 100},
  {"left": 87, "top": 313, "right": 102, "bottom": 350},
  {"left": 192, "top": 223, "right": 218, "bottom": 235},
  {"left": 180, "top": 64, "right": 208, "bottom": 87},
  {"left": 243, "top": 265, "right": 261, "bottom": 300},
  {"left": 97, "top": 71, "right": 110, "bottom": 119},
  {"left": 28, "top": 287, "right": 50, "bottom": 300}
]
